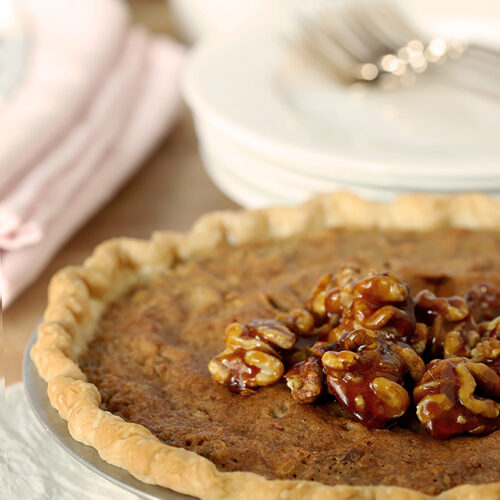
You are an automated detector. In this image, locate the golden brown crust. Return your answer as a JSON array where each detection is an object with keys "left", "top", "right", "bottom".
[{"left": 31, "top": 192, "right": 500, "bottom": 500}]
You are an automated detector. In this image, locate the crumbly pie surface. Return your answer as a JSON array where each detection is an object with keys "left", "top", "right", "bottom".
[{"left": 31, "top": 193, "right": 500, "bottom": 500}]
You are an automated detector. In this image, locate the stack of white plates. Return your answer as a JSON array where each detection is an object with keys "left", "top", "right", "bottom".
[{"left": 183, "top": 0, "right": 500, "bottom": 208}]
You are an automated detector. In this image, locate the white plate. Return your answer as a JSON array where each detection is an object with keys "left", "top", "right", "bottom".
[
  {"left": 195, "top": 113, "right": 500, "bottom": 191},
  {"left": 197, "top": 116, "right": 498, "bottom": 208},
  {"left": 200, "top": 144, "right": 286, "bottom": 208},
  {"left": 196, "top": 118, "right": 408, "bottom": 205},
  {"left": 183, "top": 0, "right": 500, "bottom": 185}
]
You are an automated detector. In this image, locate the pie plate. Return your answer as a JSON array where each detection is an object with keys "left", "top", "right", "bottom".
[
  {"left": 25, "top": 193, "right": 500, "bottom": 499},
  {"left": 23, "top": 329, "right": 196, "bottom": 500}
]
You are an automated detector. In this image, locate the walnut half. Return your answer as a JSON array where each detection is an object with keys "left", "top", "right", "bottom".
[
  {"left": 326, "top": 272, "right": 427, "bottom": 354},
  {"left": 415, "top": 290, "right": 478, "bottom": 359},
  {"left": 284, "top": 342, "right": 332, "bottom": 404},
  {"left": 414, "top": 357, "right": 500, "bottom": 439},
  {"left": 321, "top": 329, "right": 424, "bottom": 428},
  {"left": 208, "top": 319, "right": 296, "bottom": 395},
  {"left": 471, "top": 317, "right": 500, "bottom": 375},
  {"left": 466, "top": 283, "right": 500, "bottom": 322},
  {"left": 284, "top": 355, "right": 324, "bottom": 404}
]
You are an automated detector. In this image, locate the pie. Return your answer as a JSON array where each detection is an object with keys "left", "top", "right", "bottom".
[{"left": 31, "top": 193, "right": 500, "bottom": 500}]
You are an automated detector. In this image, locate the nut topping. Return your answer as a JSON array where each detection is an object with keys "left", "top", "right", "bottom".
[
  {"left": 208, "top": 319, "right": 296, "bottom": 395},
  {"left": 466, "top": 283, "right": 500, "bottom": 322},
  {"left": 329, "top": 273, "right": 427, "bottom": 354},
  {"left": 279, "top": 267, "right": 361, "bottom": 338},
  {"left": 307, "top": 266, "right": 360, "bottom": 309},
  {"left": 414, "top": 357, "right": 500, "bottom": 439},
  {"left": 307, "top": 269, "right": 359, "bottom": 340},
  {"left": 277, "top": 308, "right": 320, "bottom": 337},
  {"left": 471, "top": 317, "right": 500, "bottom": 374},
  {"left": 284, "top": 342, "right": 332, "bottom": 404},
  {"left": 322, "top": 329, "right": 424, "bottom": 428},
  {"left": 415, "top": 290, "right": 479, "bottom": 359},
  {"left": 225, "top": 319, "right": 296, "bottom": 351},
  {"left": 284, "top": 354, "right": 324, "bottom": 404},
  {"left": 209, "top": 268, "right": 500, "bottom": 440},
  {"left": 301, "top": 269, "right": 427, "bottom": 354}
]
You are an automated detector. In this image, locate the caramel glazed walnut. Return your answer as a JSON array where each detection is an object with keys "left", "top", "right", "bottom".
[{"left": 208, "top": 267, "right": 500, "bottom": 440}]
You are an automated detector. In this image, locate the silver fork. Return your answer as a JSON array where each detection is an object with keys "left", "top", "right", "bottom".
[{"left": 292, "top": 0, "right": 500, "bottom": 98}]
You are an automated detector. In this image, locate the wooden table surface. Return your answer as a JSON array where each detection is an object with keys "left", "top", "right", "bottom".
[{"left": 4, "top": 1, "right": 239, "bottom": 384}]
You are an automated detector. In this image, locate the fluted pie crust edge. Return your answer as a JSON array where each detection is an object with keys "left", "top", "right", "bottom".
[{"left": 31, "top": 193, "right": 500, "bottom": 500}]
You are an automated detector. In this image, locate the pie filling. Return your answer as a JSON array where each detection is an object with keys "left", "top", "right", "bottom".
[{"left": 79, "top": 228, "right": 500, "bottom": 495}]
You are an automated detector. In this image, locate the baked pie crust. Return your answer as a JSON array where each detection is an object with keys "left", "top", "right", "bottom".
[{"left": 31, "top": 193, "right": 500, "bottom": 500}]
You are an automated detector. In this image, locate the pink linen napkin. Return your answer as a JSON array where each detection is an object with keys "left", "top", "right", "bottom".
[{"left": 0, "top": 0, "right": 185, "bottom": 307}]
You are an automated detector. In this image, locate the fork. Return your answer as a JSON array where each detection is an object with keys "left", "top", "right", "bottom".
[{"left": 292, "top": 0, "right": 500, "bottom": 98}]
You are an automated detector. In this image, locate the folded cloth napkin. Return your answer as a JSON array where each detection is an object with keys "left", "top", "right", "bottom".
[
  {"left": 0, "top": 0, "right": 185, "bottom": 307},
  {"left": 2, "top": 382, "right": 145, "bottom": 499}
]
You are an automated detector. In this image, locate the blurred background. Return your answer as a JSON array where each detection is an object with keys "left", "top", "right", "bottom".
[{"left": 2, "top": 0, "right": 500, "bottom": 384}]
